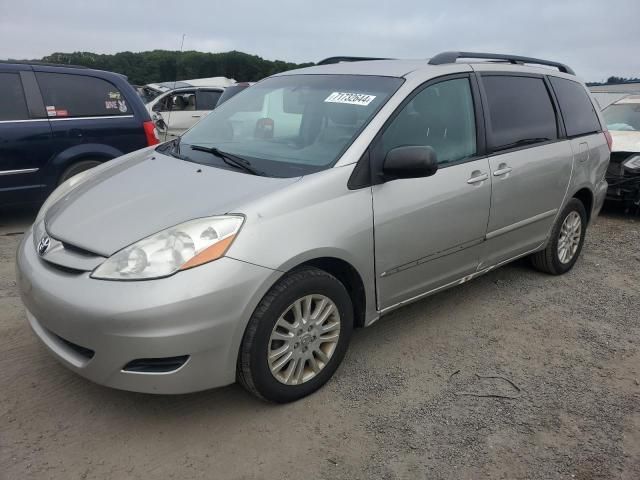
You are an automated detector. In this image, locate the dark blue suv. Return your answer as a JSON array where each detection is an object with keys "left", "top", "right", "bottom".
[{"left": 0, "top": 62, "right": 158, "bottom": 206}]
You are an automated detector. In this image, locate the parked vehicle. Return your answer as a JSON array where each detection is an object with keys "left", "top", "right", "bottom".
[
  {"left": 148, "top": 86, "right": 225, "bottom": 140},
  {"left": 601, "top": 95, "right": 640, "bottom": 208},
  {"left": 0, "top": 61, "right": 158, "bottom": 206},
  {"left": 215, "top": 82, "right": 253, "bottom": 106},
  {"left": 590, "top": 83, "right": 640, "bottom": 110},
  {"left": 17, "top": 52, "right": 609, "bottom": 403},
  {"left": 139, "top": 77, "right": 235, "bottom": 104}
]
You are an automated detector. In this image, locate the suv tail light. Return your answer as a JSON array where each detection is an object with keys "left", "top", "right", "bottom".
[
  {"left": 143, "top": 120, "right": 160, "bottom": 146},
  {"left": 604, "top": 129, "right": 613, "bottom": 151}
]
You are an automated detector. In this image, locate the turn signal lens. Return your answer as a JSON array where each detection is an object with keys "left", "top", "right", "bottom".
[{"left": 180, "top": 234, "right": 236, "bottom": 270}]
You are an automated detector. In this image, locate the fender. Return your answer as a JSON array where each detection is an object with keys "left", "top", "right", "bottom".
[{"left": 44, "top": 143, "right": 125, "bottom": 187}]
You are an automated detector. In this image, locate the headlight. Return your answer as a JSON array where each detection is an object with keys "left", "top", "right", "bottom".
[
  {"left": 91, "top": 215, "right": 244, "bottom": 280},
  {"left": 623, "top": 154, "right": 640, "bottom": 172},
  {"left": 34, "top": 168, "right": 97, "bottom": 225}
]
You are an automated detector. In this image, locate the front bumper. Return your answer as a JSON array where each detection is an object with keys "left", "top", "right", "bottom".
[
  {"left": 605, "top": 154, "right": 640, "bottom": 204},
  {"left": 16, "top": 230, "right": 280, "bottom": 394}
]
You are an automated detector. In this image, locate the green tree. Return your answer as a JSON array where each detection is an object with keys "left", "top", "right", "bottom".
[{"left": 36, "top": 50, "right": 313, "bottom": 85}]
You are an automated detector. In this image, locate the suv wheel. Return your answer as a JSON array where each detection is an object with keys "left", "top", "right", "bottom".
[
  {"left": 59, "top": 160, "right": 102, "bottom": 184},
  {"left": 237, "top": 267, "right": 353, "bottom": 403},
  {"left": 530, "top": 198, "right": 587, "bottom": 275}
]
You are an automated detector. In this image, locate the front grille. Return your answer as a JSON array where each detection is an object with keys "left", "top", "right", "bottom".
[
  {"left": 38, "top": 236, "right": 106, "bottom": 273},
  {"left": 54, "top": 334, "right": 95, "bottom": 360},
  {"left": 122, "top": 356, "right": 189, "bottom": 373}
]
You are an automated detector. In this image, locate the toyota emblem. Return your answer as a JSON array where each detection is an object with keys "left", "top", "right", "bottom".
[{"left": 37, "top": 235, "right": 51, "bottom": 256}]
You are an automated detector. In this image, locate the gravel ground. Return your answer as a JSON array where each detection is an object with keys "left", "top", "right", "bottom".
[{"left": 0, "top": 206, "right": 639, "bottom": 480}]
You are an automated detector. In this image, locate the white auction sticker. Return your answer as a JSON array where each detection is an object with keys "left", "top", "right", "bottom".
[{"left": 324, "top": 92, "right": 376, "bottom": 106}]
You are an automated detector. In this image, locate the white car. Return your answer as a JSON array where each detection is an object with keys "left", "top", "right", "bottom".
[
  {"left": 140, "top": 77, "right": 236, "bottom": 103},
  {"left": 141, "top": 77, "right": 236, "bottom": 140},
  {"left": 149, "top": 86, "right": 226, "bottom": 140},
  {"left": 602, "top": 94, "right": 640, "bottom": 208}
]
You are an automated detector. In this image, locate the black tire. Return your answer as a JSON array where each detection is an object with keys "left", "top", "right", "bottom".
[
  {"left": 530, "top": 198, "right": 587, "bottom": 275},
  {"left": 237, "top": 267, "right": 353, "bottom": 403},
  {"left": 59, "top": 160, "right": 102, "bottom": 185}
]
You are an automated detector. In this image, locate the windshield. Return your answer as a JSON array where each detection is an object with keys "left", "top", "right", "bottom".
[
  {"left": 603, "top": 102, "right": 640, "bottom": 131},
  {"left": 177, "top": 74, "right": 403, "bottom": 177},
  {"left": 140, "top": 86, "right": 164, "bottom": 104}
]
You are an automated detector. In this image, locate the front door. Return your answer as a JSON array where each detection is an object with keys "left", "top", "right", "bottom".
[
  {"left": 372, "top": 75, "right": 491, "bottom": 310},
  {"left": 154, "top": 90, "right": 198, "bottom": 140}
]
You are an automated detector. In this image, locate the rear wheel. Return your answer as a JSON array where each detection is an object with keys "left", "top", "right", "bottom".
[
  {"left": 530, "top": 198, "right": 587, "bottom": 275},
  {"left": 237, "top": 267, "right": 353, "bottom": 403},
  {"left": 59, "top": 160, "right": 102, "bottom": 184}
]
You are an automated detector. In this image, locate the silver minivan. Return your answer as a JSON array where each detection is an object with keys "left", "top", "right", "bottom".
[{"left": 17, "top": 52, "right": 610, "bottom": 402}]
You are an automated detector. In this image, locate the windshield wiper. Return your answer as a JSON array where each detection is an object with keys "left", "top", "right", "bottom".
[
  {"left": 494, "top": 137, "right": 551, "bottom": 152},
  {"left": 170, "top": 136, "right": 182, "bottom": 158},
  {"left": 190, "top": 145, "right": 263, "bottom": 176}
]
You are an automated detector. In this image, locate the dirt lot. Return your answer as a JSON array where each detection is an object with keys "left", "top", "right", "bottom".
[{"left": 1, "top": 206, "right": 639, "bottom": 480}]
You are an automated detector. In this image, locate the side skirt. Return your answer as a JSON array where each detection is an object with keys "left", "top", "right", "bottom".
[{"left": 364, "top": 241, "right": 545, "bottom": 325}]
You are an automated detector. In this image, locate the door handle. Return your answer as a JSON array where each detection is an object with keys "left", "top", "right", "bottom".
[
  {"left": 467, "top": 172, "right": 489, "bottom": 184},
  {"left": 191, "top": 114, "right": 202, "bottom": 118},
  {"left": 493, "top": 166, "right": 513, "bottom": 176}
]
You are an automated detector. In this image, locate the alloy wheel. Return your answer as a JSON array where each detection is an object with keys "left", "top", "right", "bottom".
[
  {"left": 557, "top": 211, "right": 582, "bottom": 264},
  {"left": 267, "top": 294, "right": 341, "bottom": 385}
]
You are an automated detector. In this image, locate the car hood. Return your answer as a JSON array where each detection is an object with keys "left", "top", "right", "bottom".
[
  {"left": 611, "top": 130, "right": 640, "bottom": 153},
  {"left": 45, "top": 149, "right": 300, "bottom": 256}
]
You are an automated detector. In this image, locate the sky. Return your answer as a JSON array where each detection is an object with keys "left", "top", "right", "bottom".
[{"left": 0, "top": 0, "right": 638, "bottom": 82}]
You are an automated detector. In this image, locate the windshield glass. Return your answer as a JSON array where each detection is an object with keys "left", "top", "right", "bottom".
[
  {"left": 603, "top": 102, "right": 640, "bottom": 131},
  {"left": 140, "top": 86, "right": 164, "bottom": 104},
  {"left": 178, "top": 74, "right": 403, "bottom": 177}
]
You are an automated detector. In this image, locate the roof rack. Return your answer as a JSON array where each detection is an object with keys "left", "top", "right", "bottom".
[
  {"left": 317, "top": 56, "right": 390, "bottom": 66},
  {"left": 0, "top": 59, "right": 90, "bottom": 69},
  {"left": 428, "top": 51, "right": 575, "bottom": 75}
]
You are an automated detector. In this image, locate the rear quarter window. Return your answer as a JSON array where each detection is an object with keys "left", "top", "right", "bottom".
[
  {"left": 0, "top": 72, "right": 29, "bottom": 121},
  {"left": 482, "top": 75, "right": 558, "bottom": 151},
  {"left": 549, "top": 77, "right": 601, "bottom": 137},
  {"left": 36, "top": 72, "right": 130, "bottom": 118}
]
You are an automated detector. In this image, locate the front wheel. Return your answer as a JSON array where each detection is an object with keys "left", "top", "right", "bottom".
[
  {"left": 237, "top": 267, "right": 353, "bottom": 403},
  {"left": 59, "top": 160, "right": 102, "bottom": 184},
  {"left": 530, "top": 198, "right": 587, "bottom": 275}
]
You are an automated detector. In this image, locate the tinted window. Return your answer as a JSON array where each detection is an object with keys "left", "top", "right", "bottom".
[
  {"left": 0, "top": 73, "right": 29, "bottom": 121},
  {"left": 550, "top": 77, "right": 601, "bottom": 137},
  {"left": 381, "top": 77, "right": 476, "bottom": 165},
  {"left": 36, "top": 72, "right": 129, "bottom": 117},
  {"left": 197, "top": 90, "right": 222, "bottom": 110},
  {"left": 483, "top": 76, "right": 557, "bottom": 151}
]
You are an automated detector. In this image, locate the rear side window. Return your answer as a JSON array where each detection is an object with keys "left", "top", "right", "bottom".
[
  {"left": 482, "top": 75, "right": 558, "bottom": 151},
  {"left": 0, "top": 73, "right": 29, "bottom": 121},
  {"left": 196, "top": 90, "right": 222, "bottom": 110},
  {"left": 36, "top": 72, "right": 130, "bottom": 118},
  {"left": 549, "top": 77, "right": 601, "bottom": 137}
]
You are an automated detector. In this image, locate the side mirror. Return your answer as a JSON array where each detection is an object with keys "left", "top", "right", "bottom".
[{"left": 383, "top": 146, "right": 438, "bottom": 179}]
